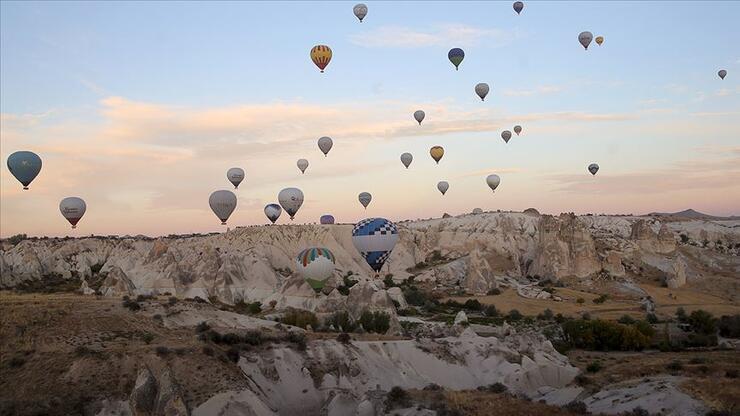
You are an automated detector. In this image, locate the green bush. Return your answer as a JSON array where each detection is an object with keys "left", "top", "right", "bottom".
[
  {"left": 6, "top": 234, "right": 28, "bottom": 246},
  {"left": 282, "top": 309, "right": 319, "bottom": 329},
  {"left": 666, "top": 360, "right": 683, "bottom": 371},
  {"left": 646, "top": 313, "right": 659, "bottom": 324},
  {"left": 561, "top": 319, "right": 652, "bottom": 351},
  {"left": 403, "top": 286, "right": 429, "bottom": 306},
  {"left": 593, "top": 294, "right": 608, "bottom": 304},
  {"left": 618, "top": 315, "right": 636, "bottom": 325},
  {"left": 484, "top": 304, "right": 499, "bottom": 317},
  {"left": 325, "top": 311, "right": 356, "bottom": 332},
  {"left": 463, "top": 299, "right": 482, "bottom": 311},
  {"left": 385, "top": 386, "right": 410, "bottom": 409},
  {"left": 383, "top": 275, "right": 396, "bottom": 288},
  {"left": 576, "top": 298, "right": 585, "bottom": 304},
  {"left": 537, "top": 309, "right": 554, "bottom": 321},
  {"left": 336, "top": 333, "right": 351, "bottom": 344},
  {"left": 506, "top": 309, "right": 523, "bottom": 321},
  {"left": 358, "top": 310, "right": 390, "bottom": 333},
  {"left": 719, "top": 315, "right": 740, "bottom": 338},
  {"left": 486, "top": 288, "right": 502, "bottom": 295},
  {"left": 586, "top": 361, "right": 602, "bottom": 373}
]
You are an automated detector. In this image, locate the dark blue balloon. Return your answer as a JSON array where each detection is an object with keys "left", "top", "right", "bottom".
[
  {"left": 7, "top": 151, "right": 42, "bottom": 190},
  {"left": 447, "top": 48, "right": 465, "bottom": 70},
  {"left": 320, "top": 214, "right": 335, "bottom": 225}
]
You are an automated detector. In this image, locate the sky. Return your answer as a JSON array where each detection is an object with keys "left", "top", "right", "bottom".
[{"left": 1, "top": 1, "right": 739, "bottom": 237}]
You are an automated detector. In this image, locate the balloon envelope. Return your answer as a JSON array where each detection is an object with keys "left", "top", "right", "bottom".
[
  {"left": 358, "top": 192, "right": 372, "bottom": 209},
  {"left": 501, "top": 130, "right": 512, "bottom": 143},
  {"left": 264, "top": 204, "right": 282, "bottom": 224},
  {"left": 59, "top": 197, "right": 86, "bottom": 229},
  {"left": 448, "top": 48, "right": 465, "bottom": 70},
  {"left": 7, "top": 151, "right": 42, "bottom": 190},
  {"left": 297, "top": 159, "right": 309, "bottom": 174},
  {"left": 400, "top": 152, "right": 413, "bottom": 169},
  {"left": 437, "top": 181, "right": 449, "bottom": 195},
  {"left": 514, "top": 125, "right": 522, "bottom": 135},
  {"left": 310, "top": 45, "right": 332, "bottom": 72},
  {"left": 430, "top": 146, "right": 444, "bottom": 164},
  {"left": 486, "top": 174, "right": 501, "bottom": 192},
  {"left": 595, "top": 36, "right": 604, "bottom": 46},
  {"left": 513, "top": 1, "right": 524, "bottom": 14},
  {"left": 475, "top": 83, "right": 490, "bottom": 101},
  {"left": 353, "top": 3, "right": 368, "bottom": 22},
  {"left": 209, "top": 190, "right": 237, "bottom": 225},
  {"left": 352, "top": 218, "right": 399, "bottom": 273},
  {"left": 414, "top": 110, "right": 425, "bottom": 125},
  {"left": 318, "top": 136, "right": 333, "bottom": 156},
  {"left": 320, "top": 214, "right": 335, "bottom": 225},
  {"left": 718, "top": 70, "right": 727, "bottom": 80},
  {"left": 296, "top": 247, "right": 336, "bottom": 287},
  {"left": 278, "top": 188, "right": 304, "bottom": 220},
  {"left": 579, "top": 31, "right": 593, "bottom": 50},
  {"left": 588, "top": 163, "right": 599, "bottom": 176},
  {"left": 227, "top": 167, "right": 245, "bottom": 189}
]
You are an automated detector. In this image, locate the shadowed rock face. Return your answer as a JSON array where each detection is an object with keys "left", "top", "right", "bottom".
[{"left": 2, "top": 212, "right": 738, "bottom": 298}]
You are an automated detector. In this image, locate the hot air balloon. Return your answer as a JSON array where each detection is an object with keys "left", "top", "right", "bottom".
[
  {"left": 7, "top": 151, "right": 42, "bottom": 190},
  {"left": 430, "top": 146, "right": 444, "bottom": 164},
  {"left": 264, "top": 203, "right": 282, "bottom": 224},
  {"left": 448, "top": 48, "right": 465, "bottom": 70},
  {"left": 501, "top": 130, "right": 512, "bottom": 143},
  {"left": 472, "top": 208, "right": 483, "bottom": 214},
  {"left": 718, "top": 70, "right": 727, "bottom": 80},
  {"left": 278, "top": 188, "right": 304, "bottom": 220},
  {"left": 59, "top": 197, "right": 86, "bottom": 229},
  {"left": 320, "top": 214, "right": 335, "bottom": 225},
  {"left": 579, "top": 31, "right": 593, "bottom": 50},
  {"left": 352, "top": 218, "right": 399, "bottom": 274},
  {"left": 297, "top": 158, "right": 309, "bottom": 174},
  {"left": 296, "top": 247, "right": 336, "bottom": 289},
  {"left": 513, "top": 125, "right": 522, "bottom": 136},
  {"left": 318, "top": 136, "right": 333, "bottom": 156},
  {"left": 588, "top": 163, "right": 599, "bottom": 176},
  {"left": 437, "top": 181, "right": 449, "bottom": 195},
  {"left": 513, "top": 1, "right": 524, "bottom": 14},
  {"left": 486, "top": 174, "right": 501, "bottom": 192},
  {"left": 475, "top": 83, "right": 490, "bottom": 101},
  {"left": 358, "top": 192, "right": 372, "bottom": 209},
  {"left": 595, "top": 36, "right": 604, "bottom": 46},
  {"left": 353, "top": 3, "right": 368, "bottom": 22},
  {"left": 400, "top": 153, "right": 413, "bottom": 169},
  {"left": 414, "top": 110, "right": 425, "bottom": 125},
  {"left": 310, "top": 45, "right": 332, "bottom": 73},
  {"left": 209, "top": 190, "right": 237, "bottom": 225},
  {"left": 227, "top": 167, "right": 245, "bottom": 189}
]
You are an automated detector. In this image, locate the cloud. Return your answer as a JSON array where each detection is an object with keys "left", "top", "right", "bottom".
[
  {"left": 350, "top": 24, "right": 513, "bottom": 48},
  {"left": 502, "top": 85, "right": 563, "bottom": 97}
]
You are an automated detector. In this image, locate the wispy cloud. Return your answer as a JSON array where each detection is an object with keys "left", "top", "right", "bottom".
[
  {"left": 502, "top": 85, "right": 563, "bottom": 97},
  {"left": 350, "top": 24, "right": 514, "bottom": 48}
]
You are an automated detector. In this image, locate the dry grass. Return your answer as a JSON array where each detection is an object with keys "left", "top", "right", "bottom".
[
  {"left": 638, "top": 284, "right": 740, "bottom": 317},
  {"left": 408, "top": 389, "right": 579, "bottom": 416}
]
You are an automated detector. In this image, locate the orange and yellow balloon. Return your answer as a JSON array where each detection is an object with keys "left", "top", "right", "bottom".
[
  {"left": 595, "top": 36, "right": 604, "bottom": 46},
  {"left": 310, "top": 45, "right": 332, "bottom": 73},
  {"left": 430, "top": 146, "right": 444, "bottom": 164}
]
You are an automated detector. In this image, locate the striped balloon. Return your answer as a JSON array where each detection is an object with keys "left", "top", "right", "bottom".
[
  {"left": 310, "top": 45, "right": 332, "bottom": 73},
  {"left": 296, "top": 247, "right": 336, "bottom": 288},
  {"left": 352, "top": 218, "right": 399, "bottom": 274}
]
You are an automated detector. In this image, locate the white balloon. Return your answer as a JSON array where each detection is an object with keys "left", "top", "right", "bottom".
[
  {"left": 296, "top": 247, "right": 336, "bottom": 282},
  {"left": 264, "top": 203, "right": 282, "bottom": 224},
  {"left": 318, "top": 136, "right": 333, "bottom": 156},
  {"left": 486, "top": 174, "right": 501, "bottom": 192},
  {"left": 414, "top": 110, "right": 425, "bottom": 125},
  {"left": 278, "top": 187, "right": 304, "bottom": 220},
  {"left": 718, "top": 69, "right": 727, "bottom": 80},
  {"left": 227, "top": 167, "right": 245, "bottom": 189},
  {"left": 209, "top": 190, "right": 237, "bottom": 225},
  {"left": 579, "top": 31, "right": 593, "bottom": 50},
  {"left": 358, "top": 192, "right": 372, "bottom": 209},
  {"left": 297, "top": 158, "right": 309, "bottom": 174},
  {"left": 588, "top": 163, "right": 600, "bottom": 176},
  {"left": 501, "top": 130, "right": 512, "bottom": 143},
  {"left": 514, "top": 125, "right": 522, "bottom": 136},
  {"left": 475, "top": 83, "right": 490, "bottom": 101},
  {"left": 400, "top": 152, "right": 413, "bottom": 169},
  {"left": 437, "top": 181, "right": 449, "bottom": 195},
  {"left": 59, "top": 197, "right": 86, "bottom": 229},
  {"left": 353, "top": 3, "right": 368, "bottom": 22}
]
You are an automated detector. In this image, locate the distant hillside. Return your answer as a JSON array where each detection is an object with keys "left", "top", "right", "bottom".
[{"left": 648, "top": 209, "right": 739, "bottom": 221}]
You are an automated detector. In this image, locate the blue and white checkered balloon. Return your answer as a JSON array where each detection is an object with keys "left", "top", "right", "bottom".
[{"left": 352, "top": 218, "right": 399, "bottom": 273}]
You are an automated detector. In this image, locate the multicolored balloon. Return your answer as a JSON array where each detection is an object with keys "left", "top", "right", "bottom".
[
  {"left": 588, "top": 163, "right": 599, "bottom": 176},
  {"left": 278, "top": 187, "right": 304, "bottom": 220},
  {"left": 297, "top": 158, "right": 309, "bottom": 174},
  {"left": 401, "top": 152, "right": 413, "bottom": 169},
  {"left": 227, "top": 167, "right": 245, "bottom": 189},
  {"left": 718, "top": 70, "right": 727, "bottom": 80},
  {"left": 320, "top": 214, "right": 335, "bottom": 225},
  {"left": 579, "top": 31, "right": 593, "bottom": 50},
  {"left": 352, "top": 218, "right": 399, "bottom": 274},
  {"left": 448, "top": 48, "right": 465, "bottom": 70},
  {"left": 310, "top": 45, "right": 332, "bottom": 73},
  {"left": 501, "top": 130, "right": 512, "bottom": 143},
  {"left": 430, "top": 146, "right": 444, "bottom": 164},
  {"left": 595, "top": 36, "right": 604, "bottom": 46},
  {"left": 437, "top": 181, "right": 449, "bottom": 195},
  {"left": 296, "top": 247, "right": 336, "bottom": 288},
  {"left": 353, "top": 3, "right": 368, "bottom": 22},
  {"left": 7, "top": 151, "right": 42, "bottom": 190},
  {"left": 513, "top": 1, "right": 524, "bottom": 14},
  {"left": 414, "top": 110, "right": 425, "bottom": 125},
  {"left": 513, "top": 125, "right": 522, "bottom": 136},
  {"left": 486, "top": 174, "right": 501, "bottom": 192},
  {"left": 359, "top": 192, "right": 372, "bottom": 209},
  {"left": 264, "top": 204, "right": 282, "bottom": 224},
  {"left": 209, "top": 190, "right": 237, "bottom": 225},
  {"left": 318, "top": 136, "right": 333, "bottom": 156},
  {"left": 475, "top": 83, "right": 490, "bottom": 101},
  {"left": 60, "top": 197, "right": 86, "bottom": 229}
]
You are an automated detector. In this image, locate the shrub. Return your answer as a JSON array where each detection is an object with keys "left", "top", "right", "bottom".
[
  {"left": 141, "top": 332, "right": 155, "bottom": 344},
  {"left": 202, "top": 346, "right": 214, "bottom": 356},
  {"left": 718, "top": 314, "right": 740, "bottom": 338},
  {"left": 563, "top": 401, "right": 588, "bottom": 414},
  {"left": 166, "top": 296, "right": 178, "bottom": 306},
  {"left": 336, "top": 332, "right": 351, "bottom": 344},
  {"left": 593, "top": 294, "right": 608, "bottom": 304},
  {"left": 6, "top": 233, "right": 28, "bottom": 246},
  {"left": 561, "top": 319, "right": 652, "bottom": 351},
  {"left": 383, "top": 275, "right": 396, "bottom": 288},
  {"left": 680, "top": 234, "right": 689, "bottom": 243},
  {"left": 666, "top": 360, "right": 683, "bottom": 371},
  {"left": 155, "top": 346, "right": 171, "bottom": 356},
  {"left": 226, "top": 347, "right": 240, "bottom": 363},
  {"left": 586, "top": 361, "right": 602, "bottom": 373},
  {"left": 506, "top": 309, "right": 523, "bottom": 321},
  {"left": 484, "top": 304, "right": 499, "bottom": 317},
  {"left": 538, "top": 309, "right": 554, "bottom": 321},
  {"left": 725, "top": 369, "right": 738, "bottom": 378},
  {"left": 463, "top": 299, "right": 482, "bottom": 311},
  {"left": 358, "top": 310, "right": 390, "bottom": 333},
  {"left": 618, "top": 315, "right": 636, "bottom": 325},
  {"left": 325, "top": 311, "right": 356, "bottom": 332},
  {"left": 574, "top": 374, "right": 590, "bottom": 386},
  {"left": 687, "top": 310, "right": 716, "bottom": 335},
  {"left": 576, "top": 298, "right": 585, "bottom": 304},
  {"left": 122, "top": 298, "right": 141, "bottom": 311},
  {"left": 386, "top": 386, "right": 410, "bottom": 409},
  {"left": 646, "top": 313, "right": 659, "bottom": 324},
  {"left": 8, "top": 356, "right": 26, "bottom": 368},
  {"left": 282, "top": 309, "right": 319, "bottom": 329},
  {"left": 196, "top": 321, "right": 211, "bottom": 333},
  {"left": 403, "top": 286, "right": 429, "bottom": 306},
  {"left": 479, "top": 382, "right": 508, "bottom": 393},
  {"left": 676, "top": 307, "right": 687, "bottom": 322},
  {"left": 487, "top": 288, "right": 502, "bottom": 295}
]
